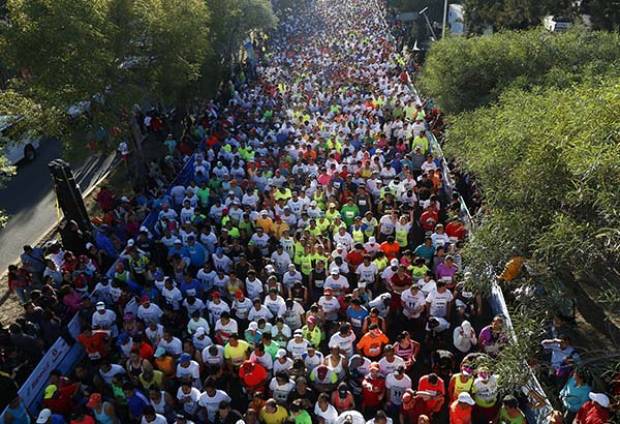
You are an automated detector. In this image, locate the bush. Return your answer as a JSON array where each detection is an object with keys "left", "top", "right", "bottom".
[{"left": 418, "top": 28, "right": 620, "bottom": 113}]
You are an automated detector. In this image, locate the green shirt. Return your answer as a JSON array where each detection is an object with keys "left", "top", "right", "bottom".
[
  {"left": 294, "top": 410, "right": 312, "bottom": 424},
  {"left": 340, "top": 204, "right": 360, "bottom": 227},
  {"left": 499, "top": 408, "right": 526, "bottom": 424},
  {"left": 197, "top": 187, "right": 210, "bottom": 207}
]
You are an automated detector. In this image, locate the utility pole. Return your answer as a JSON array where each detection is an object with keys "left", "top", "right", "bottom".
[
  {"left": 442, "top": 0, "right": 449, "bottom": 38},
  {"left": 419, "top": 7, "right": 438, "bottom": 40}
]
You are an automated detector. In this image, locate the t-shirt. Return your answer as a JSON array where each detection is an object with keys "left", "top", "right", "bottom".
[
  {"left": 259, "top": 406, "right": 289, "bottom": 424},
  {"left": 401, "top": 289, "right": 426, "bottom": 319},
  {"left": 385, "top": 373, "right": 412, "bottom": 405},
  {"left": 224, "top": 340, "right": 249, "bottom": 365},
  {"left": 356, "top": 263, "right": 378, "bottom": 283},
  {"left": 426, "top": 289, "right": 453, "bottom": 318},
  {"left": 269, "top": 379, "right": 295, "bottom": 404},
  {"left": 287, "top": 339, "right": 310, "bottom": 358},
  {"left": 378, "top": 356, "right": 406, "bottom": 377},
  {"left": 329, "top": 332, "right": 357, "bottom": 356},
  {"left": 198, "top": 390, "right": 231, "bottom": 422}
]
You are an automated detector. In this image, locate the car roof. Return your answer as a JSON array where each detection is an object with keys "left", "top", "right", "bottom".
[{"left": 0, "top": 115, "right": 23, "bottom": 133}]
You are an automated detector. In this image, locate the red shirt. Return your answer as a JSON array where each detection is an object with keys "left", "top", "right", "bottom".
[
  {"left": 77, "top": 331, "right": 108, "bottom": 360},
  {"left": 346, "top": 251, "right": 364, "bottom": 268},
  {"left": 380, "top": 242, "right": 400, "bottom": 260},
  {"left": 445, "top": 221, "right": 466, "bottom": 240},
  {"left": 361, "top": 376, "right": 385, "bottom": 408},
  {"left": 575, "top": 401, "right": 610, "bottom": 424},
  {"left": 418, "top": 375, "right": 445, "bottom": 412},
  {"left": 420, "top": 210, "right": 439, "bottom": 232},
  {"left": 400, "top": 397, "right": 431, "bottom": 424}
]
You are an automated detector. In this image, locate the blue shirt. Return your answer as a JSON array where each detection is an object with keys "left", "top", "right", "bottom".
[
  {"left": 127, "top": 390, "right": 149, "bottom": 418},
  {"left": 560, "top": 376, "right": 591, "bottom": 412},
  {"left": 414, "top": 244, "right": 435, "bottom": 262},
  {"left": 0, "top": 402, "right": 31, "bottom": 424},
  {"left": 186, "top": 243, "right": 207, "bottom": 267},
  {"left": 346, "top": 306, "right": 369, "bottom": 328}
]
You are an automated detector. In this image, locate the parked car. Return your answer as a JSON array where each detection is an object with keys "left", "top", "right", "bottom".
[
  {"left": 543, "top": 15, "right": 572, "bottom": 32},
  {"left": 0, "top": 115, "right": 41, "bottom": 165}
]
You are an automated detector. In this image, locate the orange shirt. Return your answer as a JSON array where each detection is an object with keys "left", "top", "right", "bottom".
[
  {"left": 418, "top": 375, "right": 445, "bottom": 412},
  {"left": 256, "top": 217, "right": 273, "bottom": 233},
  {"left": 356, "top": 331, "right": 389, "bottom": 359},
  {"left": 154, "top": 356, "right": 175, "bottom": 376},
  {"left": 380, "top": 242, "right": 400, "bottom": 260},
  {"left": 449, "top": 401, "right": 472, "bottom": 424}
]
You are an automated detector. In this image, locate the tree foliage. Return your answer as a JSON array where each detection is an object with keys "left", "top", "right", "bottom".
[
  {"left": 462, "top": 0, "right": 574, "bottom": 33},
  {"left": 418, "top": 28, "right": 620, "bottom": 113},
  {"left": 446, "top": 78, "right": 620, "bottom": 309}
]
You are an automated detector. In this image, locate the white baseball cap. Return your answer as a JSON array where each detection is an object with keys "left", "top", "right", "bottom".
[
  {"left": 276, "top": 349, "right": 287, "bottom": 359},
  {"left": 248, "top": 322, "right": 258, "bottom": 331},
  {"left": 331, "top": 267, "right": 340, "bottom": 275},
  {"left": 589, "top": 392, "right": 610, "bottom": 408},
  {"left": 195, "top": 327, "right": 206, "bottom": 337},
  {"left": 36, "top": 409, "right": 52, "bottom": 423},
  {"left": 457, "top": 392, "right": 475, "bottom": 405}
]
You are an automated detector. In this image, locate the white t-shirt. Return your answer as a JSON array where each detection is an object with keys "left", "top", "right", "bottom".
[
  {"left": 426, "top": 289, "right": 454, "bottom": 318},
  {"left": 356, "top": 263, "right": 378, "bottom": 283},
  {"left": 378, "top": 355, "right": 406, "bottom": 377},
  {"left": 245, "top": 278, "right": 264, "bottom": 300},
  {"left": 287, "top": 338, "right": 310, "bottom": 358},
  {"left": 201, "top": 345, "right": 225, "bottom": 367},
  {"left": 328, "top": 332, "right": 357, "bottom": 356},
  {"left": 273, "top": 357, "right": 294, "bottom": 375},
  {"left": 198, "top": 390, "right": 231, "bottom": 422},
  {"left": 176, "top": 386, "right": 201, "bottom": 415},
  {"left": 325, "top": 275, "right": 350, "bottom": 294},
  {"left": 385, "top": 373, "right": 412, "bottom": 405},
  {"left": 176, "top": 360, "right": 201, "bottom": 381},
  {"left": 250, "top": 351, "right": 273, "bottom": 370},
  {"left": 401, "top": 289, "right": 426, "bottom": 319},
  {"left": 269, "top": 378, "right": 295, "bottom": 404},
  {"left": 264, "top": 296, "right": 286, "bottom": 317},
  {"left": 314, "top": 403, "right": 339, "bottom": 424},
  {"left": 158, "top": 337, "right": 182, "bottom": 356},
  {"left": 318, "top": 296, "right": 341, "bottom": 321}
]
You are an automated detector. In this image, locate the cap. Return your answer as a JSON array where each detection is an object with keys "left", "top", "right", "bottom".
[
  {"left": 154, "top": 347, "right": 166, "bottom": 358},
  {"left": 127, "top": 239, "right": 135, "bottom": 247},
  {"left": 174, "top": 238, "right": 182, "bottom": 244},
  {"left": 179, "top": 353, "right": 191, "bottom": 363},
  {"left": 43, "top": 384, "right": 57, "bottom": 399},
  {"left": 85, "top": 242, "right": 94, "bottom": 250},
  {"left": 357, "top": 281, "right": 367, "bottom": 288},
  {"left": 140, "top": 295, "right": 150, "bottom": 305},
  {"left": 369, "top": 362, "right": 380, "bottom": 371},
  {"left": 120, "top": 196, "right": 129, "bottom": 202},
  {"left": 368, "top": 236, "right": 376, "bottom": 243},
  {"left": 36, "top": 409, "right": 52, "bottom": 423},
  {"left": 96, "top": 301, "right": 105, "bottom": 310},
  {"left": 211, "top": 291, "right": 221, "bottom": 298},
  {"left": 186, "top": 289, "right": 196, "bottom": 297},
  {"left": 589, "top": 392, "right": 610, "bottom": 408},
  {"left": 306, "top": 316, "right": 317, "bottom": 325},
  {"left": 86, "top": 393, "right": 102, "bottom": 408},
  {"left": 390, "top": 258, "right": 399, "bottom": 266},
  {"left": 458, "top": 392, "right": 476, "bottom": 405},
  {"left": 195, "top": 327, "right": 206, "bottom": 337},
  {"left": 461, "top": 320, "right": 472, "bottom": 332},
  {"left": 235, "top": 290, "right": 244, "bottom": 299},
  {"left": 330, "top": 268, "right": 340, "bottom": 275},
  {"left": 323, "top": 288, "right": 333, "bottom": 295},
  {"left": 294, "top": 329, "right": 303, "bottom": 336},
  {"left": 276, "top": 349, "right": 287, "bottom": 359},
  {"left": 248, "top": 322, "right": 258, "bottom": 331}
]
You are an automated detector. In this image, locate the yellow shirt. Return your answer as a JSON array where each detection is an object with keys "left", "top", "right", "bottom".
[
  {"left": 224, "top": 340, "right": 249, "bottom": 365},
  {"left": 260, "top": 406, "right": 288, "bottom": 424}
]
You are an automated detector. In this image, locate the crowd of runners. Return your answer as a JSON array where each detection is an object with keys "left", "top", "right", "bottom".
[{"left": 1, "top": 0, "right": 613, "bottom": 423}]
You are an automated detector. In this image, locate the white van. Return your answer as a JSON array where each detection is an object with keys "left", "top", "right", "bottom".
[
  {"left": 0, "top": 115, "right": 41, "bottom": 165},
  {"left": 543, "top": 15, "right": 572, "bottom": 32}
]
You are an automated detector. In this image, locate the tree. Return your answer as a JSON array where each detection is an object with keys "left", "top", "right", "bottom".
[
  {"left": 462, "top": 0, "right": 574, "bottom": 33},
  {"left": 445, "top": 78, "right": 620, "bottom": 340},
  {"left": 1, "top": 0, "right": 211, "bottom": 176},
  {"left": 205, "top": 0, "right": 277, "bottom": 74},
  {"left": 418, "top": 28, "right": 620, "bottom": 113},
  {"left": 581, "top": 0, "right": 620, "bottom": 31}
]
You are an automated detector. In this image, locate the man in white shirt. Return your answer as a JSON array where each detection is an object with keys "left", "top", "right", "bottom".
[
  {"left": 158, "top": 330, "right": 183, "bottom": 356},
  {"left": 325, "top": 268, "right": 350, "bottom": 296},
  {"left": 318, "top": 288, "right": 341, "bottom": 322},
  {"left": 385, "top": 368, "right": 412, "bottom": 409},
  {"left": 378, "top": 345, "right": 406, "bottom": 376},
  {"left": 92, "top": 302, "right": 118, "bottom": 336},
  {"left": 287, "top": 330, "right": 310, "bottom": 359},
  {"left": 328, "top": 324, "right": 356, "bottom": 358},
  {"left": 401, "top": 285, "right": 426, "bottom": 320},
  {"left": 425, "top": 281, "right": 454, "bottom": 319},
  {"left": 137, "top": 298, "right": 164, "bottom": 324},
  {"left": 198, "top": 378, "right": 231, "bottom": 423}
]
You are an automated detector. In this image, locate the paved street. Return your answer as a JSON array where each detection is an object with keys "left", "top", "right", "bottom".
[{"left": 0, "top": 138, "right": 115, "bottom": 276}]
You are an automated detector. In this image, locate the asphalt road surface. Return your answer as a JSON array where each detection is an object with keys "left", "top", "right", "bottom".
[{"left": 0, "top": 138, "right": 115, "bottom": 276}]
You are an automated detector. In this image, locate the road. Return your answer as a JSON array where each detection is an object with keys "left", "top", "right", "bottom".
[{"left": 0, "top": 138, "right": 115, "bottom": 276}]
